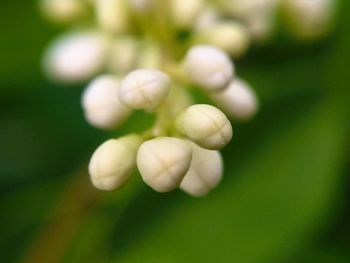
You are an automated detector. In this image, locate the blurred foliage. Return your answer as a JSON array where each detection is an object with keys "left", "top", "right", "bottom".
[{"left": 0, "top": 0, "right": 350, "bottom": 263}]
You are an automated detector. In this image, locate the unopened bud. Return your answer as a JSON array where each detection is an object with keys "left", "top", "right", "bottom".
[
  {"left": 82, "top": 75, "right": 131, "bottom": 129},
  {"left": 43, "top": 31, "right": 109, "bottom": 84},
  {"left": 119, "top": 69, "right": 171, "bottom": 110},
  {"left": 176, "top": 104, "right": 232, "bottom": 150},
  {"left": 180, "top": 142, "right": 223, "bottom": 197},
  {"left": 195, "top": 21, "right": 250, "bottom": 58},
  {"left": 210, "top": 78, "right": 258, "bottom": 120},
  {"left": 40, "top": 0, "right": 87, "bottom": 24},
  {"left": 137, "top": 137, "right": 192, "bottom": 192},
  {"left": 95, "top": 0, "right": 129, "bottom": 34},
  {"left": 170, "top": 0, "right": 204, "bottom": 28},
  {"left": 184, "top": 45, "right": 234, "bottom": 91},
  {"left": 108, "top": 37, "right": 139, "bottom": 73},
  {"left": 89, "top": 135, "right": 142, "bottom": 191}
]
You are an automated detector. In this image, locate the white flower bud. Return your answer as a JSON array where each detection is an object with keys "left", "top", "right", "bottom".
[
  {"left": 194, "top": 5, "right": 220, "bottom": 31},
  {"left": 108, "top": 37, "right": 139, "bottom": 73},
  {"left": 195, "top": 22, "right": 250, "bottom": 58},
  {"left": 210, "top": 78, "right": 258, "bottom": 120},
  {"left": 184, "top": 45, "right": 234, "bottom": 91},
  {"left": 118, "top": 69, "right": 171, "bottom": 111},
  {"left": 283, "top": 0, "right": 336, "bottom": 40},
  {"left": 176, "top": 104, "right": 233, "bottom": 150},
  {"left": 43, "top": 31, "right": 109, "bottom": 84},
  {"left": 40, "top": 0, "right": 87, "bottom": 24},
  {"left": 180, "top": 142, "right": 223, "bottom": 197},
  {"left": 89, "top": 135, "right": 142, "bottom": 191},
  {"left": 170, "top": 0, "right": 204, "bottom": 28},
  {"left": 82, "top": 75, "right": 131, "bottom": 129},
  {"left": 137, "top": 137, "right": 192, "bottom": 192},
  {"left": 95, "top": 0, "right": 129, "bottom": 34}
]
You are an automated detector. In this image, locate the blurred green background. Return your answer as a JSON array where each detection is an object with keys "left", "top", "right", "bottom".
[{"left": 1, "top": 1, "right": 350, "bottom": 262}]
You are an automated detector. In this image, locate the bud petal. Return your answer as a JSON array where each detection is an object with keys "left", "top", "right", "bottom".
[
  {"left": 137, "top": 137, "right": 192, "bottom": 192},
  {"left": 119, "top": 69, "right": 171, "bottom": 110},
  {"left": 184, "top": 45, "right": 234, "bottom": 91},
  {"left": 43, "top": 31, "right": 108, "bottom": 84},
  {"left": 176, "top": 104, "right": 232, "bottom": 150},
  {"left": 180, "top": 142, "right": 223, "bottom": 197},
  {"left": 82, "top": 75, "right": 131, "bottom": 129},
  {"left": 210, "top": 78, "right": 258, "bottom": 120},
  {"left": 195, "top": 22, "right": 250, "bottom": 58},
  {"left": 89, "top": 135, "right": 142, "bottom": 191}
]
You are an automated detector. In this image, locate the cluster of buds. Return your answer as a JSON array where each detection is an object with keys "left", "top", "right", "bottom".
[{"left": 41, "top": 0, "right": 338, "bottom": 196}]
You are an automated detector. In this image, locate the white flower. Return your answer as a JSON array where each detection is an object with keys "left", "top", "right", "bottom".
[
  {"left": 210, "top": 78, "right": 258, "bottom": 120},
  {"left": 176, "top": 104, "right": 233, "bottom": 150},
  {"left": 108, "top": 37, "right": 139, "bottom": 73},
  {"left": 40, "top": 0, "right": 87, "bottom": 24},
  {"left": 170, "top": 0, "right": 204, "bottom": 28},
  {"left": 137, "top": 137, "right": 192, "bottom": 192},
  {"left": 180, "top": 142, "right": 223, "bottom": 197},
  {"left": 195, "top": 21, "right": 250, "bottom": 58},
  {"left": 118, "top": 69, "right": 171, "bottom": 110},
  {"left": 82, "top": 75, "right": 131, "bottom": 129},
  {"left": 89, "top": 135, "right": 142, "bottom": 191},
  {"left": 283, "top": 0, "right": 336, "bottom": 40},
  {"left": 184, "top": 45, "right": 234, "bottom": 91},
  {"left": 95, "top": 0, "right": 129, "bottom": 34},
  {"left": 194, "top": 5, "right": 220, "bottom": 31},
  {"left": 43, "top": 31, "right": 109, "bottom": 84}
]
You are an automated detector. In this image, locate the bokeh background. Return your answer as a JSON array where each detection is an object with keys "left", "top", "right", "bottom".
[{"left": 1, "top": 1, "right": 350, "bottom": 262}]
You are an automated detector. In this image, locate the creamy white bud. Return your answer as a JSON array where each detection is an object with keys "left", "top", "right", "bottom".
[
  {"left": 118, "top": 69, "right": 171, "bottom": 110},
  {"left": 176, "top": 104, "right": 232, "bottom": 150},
  {"left": 137, "top": 137, "right": 192, "bottom": 192},
  {"left": 195, "top": 22, "right": 250, "bottom": 58},
  {"left": 108, "top": 37, "right": 139, "bottom": 73},
  {"left": 43, "top": 31, "right": 109, "bottom": 84},
  {"left": 220, "top": 0, "right": 279, "bottom": 43},
  {"left": 283, "top": 0, "right": 336, "bottom": 40},
  {"left": 184, "top": 45, "right": 234, "bottom": 91},
  {"left": 194, "top": 5, "right": 220, "bottom": 31},
  {"left": 170, "top": 0, "right": 204, "bottom": 28},
  {"left": 180, "top": 142, "right": 223, "bottom": 197},
  {"left": 82, "top": 75, "right": 131, "bottom": 129},
  {"left": 95, "top": 0, "right": 129, "bottom": 34},
  {"left": 138, "top": 40, "right": 163, "bottom": 69},
  {"left": 40, "top": 0, "right": 87, "bottom": 24},
  {"left": 210, "top": 78, "right": 258, "bottom": 120},
  {"left": 89, "top": 135, "right": 142, "bottom": 191}
]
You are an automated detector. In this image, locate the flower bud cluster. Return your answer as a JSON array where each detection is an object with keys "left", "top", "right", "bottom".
[{"left": 42, "top": 0, "right": 338, "bottom": 196}]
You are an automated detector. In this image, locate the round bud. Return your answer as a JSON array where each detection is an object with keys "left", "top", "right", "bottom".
[
  {"left": 184, "top": 45, "right": 234, "bottom": 91},
  {"left": 170, "top": 0, "right": 204, "bottom": 28},
  {"left": 43, "top": 31, "right": 108, "bottom": 84},
  {"left": 128, "top": 0, "right": 155, "bottom": 13},
  {"left": 137, "top": 137, "right": 192, "bottom": 192},
  {"left": 82, "top": 75, "right": 131, "bottom": 129},
  {"left": 176, "top": 104, "right": 232, "bottom": 150},
  {"left": 40, "top": 0, "right": 87, "bottom": 24},
  {"left": 108, "top": 37, "right": 139, "bottom": 74},
  {"left": 95, "top": 0, "right": 129, "bottom": 34},
  {"left": 283, "top": 0, "right": 336, "bottom": 40},
  {"left": 89, "top": 135, "right": 142, "bottom": 191},
  {"left": 195, "top": 21, "right": 250, "bottom": 58},
  {"left": 180, "top": 142, "right": 223, "bottom": 197},
  {"left": 118, "top": 69, "right": 171, "bottom": 111},
  {"left": 210, "top": 78, "right": 258, "bottom": 120},
  {"left": 194, "top": 5, "right": 219, "bottom": 31}
]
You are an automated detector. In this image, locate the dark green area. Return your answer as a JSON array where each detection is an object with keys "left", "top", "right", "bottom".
[{"left": 0, "top": 1, "right": 349, "bottom": 263}]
